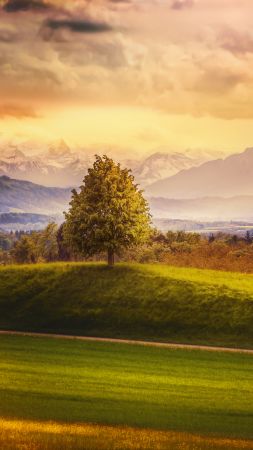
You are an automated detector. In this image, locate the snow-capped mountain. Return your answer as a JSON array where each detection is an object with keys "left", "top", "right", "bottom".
[
  {"left": 0, "top": 145, "right": 46, "bottom": 181},
  {"left": 43, "top": 140, "right": 75, "bottom": 168},
  {"left": 0, "top": 140, "right": 92, "bottom": 187},
  {"left": 133, "top": 152, "right": 198, "bottom": 187},
  {"left": 1, "top": 147, "right": 26, "bottom": 163},
  {"left": 0, "top": 139, "right": 225, "bottom": 188},
  {"left": 42, "top": 140, "right": 92, "bottom": 169}
]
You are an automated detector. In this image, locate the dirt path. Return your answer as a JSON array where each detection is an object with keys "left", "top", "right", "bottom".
[{"left": 1, "top": 330, "right": 253, "bottom": 355}]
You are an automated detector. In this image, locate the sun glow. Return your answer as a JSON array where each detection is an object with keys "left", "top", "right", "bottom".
[
  {"left": 0, "top": 0, "right": 253, "bottom": 155},
  {"left": 1, "top": 106, "right": 253, "bottom": 156}
]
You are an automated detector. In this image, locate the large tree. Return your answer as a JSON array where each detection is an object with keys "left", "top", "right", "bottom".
[{"left": 64, "top": 155, "right": 151, "bottom": 266}]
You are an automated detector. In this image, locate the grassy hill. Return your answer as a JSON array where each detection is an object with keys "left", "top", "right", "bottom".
[
  {"left": 1, "top": 334, "right": 253, "bottom": 442},
  {"left": 1, "top": 263, "right": 253, "bottom": 348}
]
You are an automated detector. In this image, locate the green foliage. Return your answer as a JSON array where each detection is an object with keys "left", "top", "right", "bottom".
[
  {"left": 37, "top": 223, "right": 59, "bottom": 262},
  {"left": 0, "top": 249, "right": 11, "bottom": 265},
  {"left": 64, "top": 155, "right": 151, "bottom": 265},
  {"left": 1, "top": 263, "right": 253, "bottom": 348},
  {"left": 121, "top": 231, "right": 253, "bottom": 272},
  {"left": 11, "top": 223, "right": 59, "bottom": 264},
  {"left": 11, "top": 235, "right": 37, "bottom": 264},
  {"left": 157, "top": 230, "right": 201, "bottom": 245},
  {"left": 1, "top": 335, "right": 253, "bottom": 439},
  {"left": 57, "top": 223, "right": 72, "bottom": 261},
  {"left": 6, "top": 222, "right": 253, "bottom": 272}
]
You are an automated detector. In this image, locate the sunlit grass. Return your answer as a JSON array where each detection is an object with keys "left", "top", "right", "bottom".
[
  {"left": 1, "top": 418, "right": 253, "bottom": 450},
  {"left": 145, "top": 264, "right": 253, "bottom": 294},
  {"left": 1, "top": 335, "right": 253, "bottom": 439},
  {"left": 2, "top": 261, "right": 253, "bottom": 293}
]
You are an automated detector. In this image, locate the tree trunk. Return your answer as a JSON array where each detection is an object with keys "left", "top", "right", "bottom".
[{"left": 107, "top": 249, "right": 115, "bottom": 267}]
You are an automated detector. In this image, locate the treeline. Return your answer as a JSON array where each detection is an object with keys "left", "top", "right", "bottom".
[
  {"left": 0, "top": 231, "right": 22, "bottom": 264},
  {"left": 5, "top": 224, "right": 71, "bottom": 264},
  {"left": 1, "top": 224, "right": 253, "bottom": 273},
  {"left": 122, "top": 230, "right": 253, "bottom": 272}
]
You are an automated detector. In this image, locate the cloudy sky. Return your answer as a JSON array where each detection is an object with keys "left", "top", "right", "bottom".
[{"left": 0, "top": 0, "right": 253, "bottom": 154}]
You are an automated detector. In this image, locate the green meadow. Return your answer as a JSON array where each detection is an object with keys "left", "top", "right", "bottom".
[
  {"left": 1, "top": 262, "right": 253, "bottom": 347},
  {"left": 0, "top": 335, "right": 253, "bottom": 441}
]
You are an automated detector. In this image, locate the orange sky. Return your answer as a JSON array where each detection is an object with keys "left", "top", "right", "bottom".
[{"left": 0, "top": 0, "right": 253, "bottom": 155}]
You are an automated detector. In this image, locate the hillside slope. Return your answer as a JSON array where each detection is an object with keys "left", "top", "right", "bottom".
[
  {"left": 1, "top": 263, "right": 253, "bottom": 348},
  {"left": 3, "top": 175, "right": 253, "bottom": 223},
  {"left": 146, "top": 147, "right": 253, "bottom": 198},
  {"left": 0, "top": 176, "right": 71, "bottom": 214}
]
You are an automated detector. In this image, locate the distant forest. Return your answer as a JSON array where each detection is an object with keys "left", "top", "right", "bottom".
[{"left": 1, "top": 224, "right": 253, "bottom": 273}]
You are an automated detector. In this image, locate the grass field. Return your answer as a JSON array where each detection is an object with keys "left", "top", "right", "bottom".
[
  {"left": 1, "top": 334, "right": 253, "bottom": 442},
  {"left": 1, "top": 262, "right": 253, "bottom": 347},
  {"left": 2, "top": 419, "right": 253, "bottom": 450}
]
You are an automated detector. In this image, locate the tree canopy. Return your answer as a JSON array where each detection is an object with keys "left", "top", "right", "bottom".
[{"left": 64, "top": 155, "right": 151, "bottom": 266}]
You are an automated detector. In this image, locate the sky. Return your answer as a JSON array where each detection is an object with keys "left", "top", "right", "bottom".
[{"left": 0, "top": 0, "right": 253, "bottom": 155}]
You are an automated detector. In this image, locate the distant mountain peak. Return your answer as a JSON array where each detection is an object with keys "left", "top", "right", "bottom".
[
  {"left": 46, "top": 139, "right": 72, "bottom": 157},
  {"left": 133, "top": 150, "right": 203, "bottom": 187},
  {"left": 1, "top": 147, "right": 26, "bottom": 161}
]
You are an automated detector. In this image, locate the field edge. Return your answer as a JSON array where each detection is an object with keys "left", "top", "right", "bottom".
[{"left": 1, "top": 418, "right": 253, "bottom": 450}]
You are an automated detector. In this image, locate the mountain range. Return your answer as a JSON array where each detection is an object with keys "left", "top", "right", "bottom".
[
  {"left": 0, "top": 140, "right": 222, "bottom": 188},
  {"left": 0, "top": 140, "right": 93, "bottom": 188},
  {"left": 1, "top": 173, "right": 253, "bottom": 223},
  {"left": 1, "top": 142, "right": 253, "bottom": 225},
  {"left": 134, "top": 147, "right": 225, "bottom": 187},
  {"left": 146, "top": 147, "right": 253, "bottom": 199}
]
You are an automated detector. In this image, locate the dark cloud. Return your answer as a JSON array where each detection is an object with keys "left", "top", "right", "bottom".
[
  {"left": 171, "top": 0, "right": 194, "bottom": 10},
  {"left": 0, "top": 103, "right": 38, "bottom": 118},
  {"left": 3, "top": 0, "right": 50, "bottom": 12},
  {"left": 44, "top": 19, "right": 113, "bottom": 34}
]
